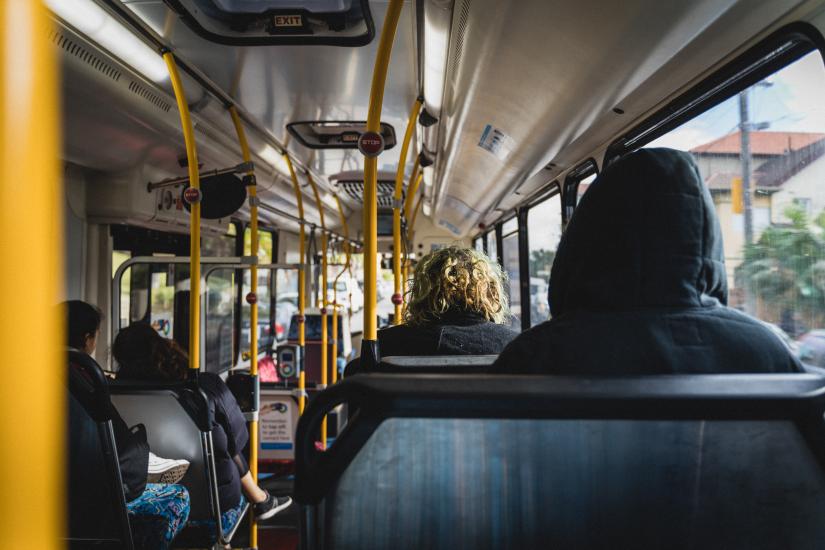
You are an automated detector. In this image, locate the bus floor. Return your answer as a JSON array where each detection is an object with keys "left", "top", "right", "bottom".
[{"left": 227, "top": 475, "right": 298, "bottom": 550}]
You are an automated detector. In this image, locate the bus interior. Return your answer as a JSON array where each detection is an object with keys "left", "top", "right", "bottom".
[{"left": 8, "top": 0, "right": 825, "bottom": 548}]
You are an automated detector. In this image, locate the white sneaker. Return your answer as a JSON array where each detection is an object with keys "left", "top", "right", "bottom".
[{"left": 147, "top": 451, "right": 190, "bottom": 484}]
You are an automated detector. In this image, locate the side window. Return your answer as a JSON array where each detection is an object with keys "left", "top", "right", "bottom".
[
  {"left": 473, "top": 236, "right": 484, "bottom": 253},
  {"left": 646, "top": 50, "right": 825, "bottom": 359},
  {"left": 527, "top": 191, "right": 562, "bottom": 326},
  {"left": 500, "top": 218, "right": 520, "bottom": 330},
  {"left": 487, "top": 230, "right": 498, "bottom": 265},
  {"left": 563, "top": 160, "right": 598, "bottom": 220}
]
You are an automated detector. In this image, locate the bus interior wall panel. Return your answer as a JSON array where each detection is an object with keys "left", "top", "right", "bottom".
[{"left": 434, "top": 0, "right": 814, "bottom": 236}]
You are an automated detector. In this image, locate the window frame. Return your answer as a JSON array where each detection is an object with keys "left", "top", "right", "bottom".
[
  {"left": 562, "top": 159, "right": 599, "bottom": 224},
  {"left": 524, "top": 184, "right": 563, "bottom": 329},
  {"left": 603, "top": 23, "right": 824, "bottom": 165}
]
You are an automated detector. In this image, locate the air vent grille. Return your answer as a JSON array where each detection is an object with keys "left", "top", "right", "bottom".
[
  {"left": 447, "top": 0, "right": 471, "bottom": 81},
  {"left": 128, "top": 81, "right": 172, "bottom": 113},
  {"left": 337, "top": 181, "right": 401, "bottom": 209},
  {"left": 49, "top": 29, "right": 122, "bottom": 82}
]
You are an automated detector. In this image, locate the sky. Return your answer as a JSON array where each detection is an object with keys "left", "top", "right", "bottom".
[{"left": 649, "top": 51, "right": 825, "bottom": 150}]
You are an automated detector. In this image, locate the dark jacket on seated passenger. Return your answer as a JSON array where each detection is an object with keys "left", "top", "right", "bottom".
[
  {"left": 493, "top": 148, "right": 803, "bottom": 375},
  {"left": 379, "top": 309, "right": 518, "bottom": 357}
]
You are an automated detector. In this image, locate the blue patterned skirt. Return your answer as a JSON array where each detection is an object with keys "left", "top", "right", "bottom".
[{"left": 127, "top": 483, "right": 191, "bottom": 550}]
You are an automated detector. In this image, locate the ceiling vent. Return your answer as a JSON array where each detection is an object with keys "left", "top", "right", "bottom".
[
  {"left": 127, "top": 80, "right": 173, "bottom": 113},
  {"left": 48, "top": 29, "right": 122, "bottom": 83},
  {"left": 337, "top": 180, "right": 401, "bottom": 209},
  {"left": 446, "top": 0, "right": 471, "bottom": 92}
]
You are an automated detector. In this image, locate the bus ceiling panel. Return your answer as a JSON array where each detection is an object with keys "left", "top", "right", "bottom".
[
  {"left": 432, "top": 0, "right": 811, "bottom": 235},
  {"left": 119, "top": 0, "right": 420, "bottom": 178}
]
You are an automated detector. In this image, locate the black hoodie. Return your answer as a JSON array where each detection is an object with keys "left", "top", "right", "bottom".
[{"left": 494, "top": 148, "right": 802, "bottom": 374}]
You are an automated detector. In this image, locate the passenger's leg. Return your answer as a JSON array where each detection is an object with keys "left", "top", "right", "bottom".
[
  {"left": 232, "top": 453, "right": 292, "bottom": 520},
  {"left": 126, "top": 483, "right": 191, "bottom": 550}
]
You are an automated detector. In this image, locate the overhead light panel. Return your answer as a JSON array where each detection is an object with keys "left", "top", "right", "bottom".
[
  {"left": 423, "top": 0, "right": 452, "bottom": 117},
  {"left": 45, "top": 0, "right": 168, "bottom": 82}
]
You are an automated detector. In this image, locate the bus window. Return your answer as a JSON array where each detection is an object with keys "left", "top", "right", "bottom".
[
  {"left": 577, "top": 172, "right": 597, "bottom": 203},
  {"left": 500, "top": 217, "right": 520, "bottom": 330},
  {"left": 473, "top": 236, "right": 483, "bottom": 253},
  {"left": 241, "top": 229, "right": 275, "bottom": 355},
  {"left": 205, "top": 268, "right": 236, "bottom": 372},
  {"left": 527, "top": 192, "right": 562, "bottom": 326},
  {"left": 487, "top": 230, "right": 497, "bottom": 264},
  {"left": 646, "top": 50, "right": 825, "bottom": 362}
]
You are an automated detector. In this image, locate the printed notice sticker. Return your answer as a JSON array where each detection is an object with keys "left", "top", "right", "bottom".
[{"left": 478, "top": 124, "right": 514, "bottom": 160}]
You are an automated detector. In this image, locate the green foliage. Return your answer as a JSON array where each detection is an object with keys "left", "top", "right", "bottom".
[
  {"left": 530, "top": 249, "right": 555, "bottom": 277},
  {"left": 737, "top": 204, "right": 825, "bottom": 329}
]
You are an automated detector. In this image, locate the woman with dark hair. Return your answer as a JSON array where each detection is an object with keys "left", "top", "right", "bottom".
[
  {"left": 113, "top": 322, "right": 291, "bottom": 534},
  {"left": 65, "top": 300, "right": 190, "bottom": 549}
]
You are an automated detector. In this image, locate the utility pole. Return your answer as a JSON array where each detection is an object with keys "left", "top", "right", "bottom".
[{"left": 739, "top": 89, "right": 754, "bottom": 246}]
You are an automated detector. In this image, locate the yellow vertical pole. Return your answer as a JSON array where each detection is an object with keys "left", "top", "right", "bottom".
[
  {"left": 1, "top": 2, "right": 61, "bottom": 547},
  {"left": 392, "top": 98, "right": 422, "bottom": 324},
  {"left": 285, "top": 154, "right": 306, "bottom": 412},
  {"left": 163, "top": 52, "right": 201, "bottom": 372},
  {"left": 331, "top": 195, "right": 350, "bottom": 384},
  {"left": 229, "top": 107, "right": 260, "bottom": 549},
  {"left": 402, "top": 177, "right": 423, "bottom": 302},
  {"left": 363, "top": 0, "right": 405, "bottom": 357},
  {"left": 306, "top": 172, "right": 328, "bottom": 448}
]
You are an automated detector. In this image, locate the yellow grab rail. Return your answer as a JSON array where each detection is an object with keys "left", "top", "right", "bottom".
[
  {"left": 392, "top": 98, "right": 423, "bottom": 324},
  {"left": 285, "top": 154, "right": 307, "bottom": 412},
  {"left": 403, "top": 187, "right": 425, "bottom": 299},
  {"left": 363, "top": 0, "right": 405, "bottom": 352},
  {"left": 1, "top": 2, "right": 62, "bottom": 546},
  {"left": 403, "top": 172, "right": 424, "bottom": 222},
  {"left": 228, "top": 105, "right": 260, "bottom": 548},
  {"left": 306, "top": 172, "right": 328, "bottom": 447},
  {"left": 163, "top": 51, "right": 201, "bottom": 372},
  {"left": 331, "top": 195, "right": 351, "bottom": 385}
]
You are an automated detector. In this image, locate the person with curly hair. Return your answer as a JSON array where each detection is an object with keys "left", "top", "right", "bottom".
[
  {"left": 112, "top": 323, "right": 292, "bottom": 536},
  {"left": 377, "top": 245, "right": 519, "bottom": 357}
]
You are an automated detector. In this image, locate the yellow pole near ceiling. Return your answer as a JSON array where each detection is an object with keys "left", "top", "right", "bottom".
[
  {"left": 228, "top": 106, "right": 260, "bottom": 550},
  {"left": 1, "top": 2, "right": 62, "bottom": 547},
  {"left": 306, "top": 172, "right": 328, "bottom": 448},
  {"left": 391, "top": 98, "right": 422, "bottom": 325},
  {"left": 284, "top": 154, "right": 307, "bottom": 413},
  {"left": 331, "top": 195, "right": 350, "bottom": 385},
  {"left": 403, "top": 172, "right": 424, "bottom": 223},
  {"left": 163, "top": 51, "right": 201, "bottom": 372},
  {"left": 402, "top": 174, "right": 424, "bottom": 299},
  {"left": 362, "top": 0, "right": 405, "bottom": 365}
]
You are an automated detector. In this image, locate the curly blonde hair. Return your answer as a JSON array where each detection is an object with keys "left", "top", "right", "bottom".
[{"left": 404, "top": 246, "right": 510, "bottom": 326}]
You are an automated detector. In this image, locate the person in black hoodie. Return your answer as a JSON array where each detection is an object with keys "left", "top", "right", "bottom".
[
  {"left": 112, "top": 322, "right": 291, "bottom": 532},
  {"left": 494, "top": 148, "right": 803, "bottom": 374},
  {"left": 378, "top": 245, "right": 518, "bottom": 357}
]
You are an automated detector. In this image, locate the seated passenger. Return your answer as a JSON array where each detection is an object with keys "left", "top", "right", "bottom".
[
  {"left": 66, "top": 300, "right": 190, "bottom": 549},
  {"left": 493, "top": 148, "right": 803, "bottom": 374},
  {"left": 378, "top": 245, "right": 518, "bottom": 357},
  {"left": 112, "top": 323, "right": 291, "bottom": 534}
]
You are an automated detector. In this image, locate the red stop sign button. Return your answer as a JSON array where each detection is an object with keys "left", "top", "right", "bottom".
[
  {"left": 246, "top": 292, "right": 257, "bottom": 305},
  {"left": 358, "top": 131, "right": 384, "bottom": 158},
  {"left": 183, "top": 187, "right": 202, "bottom": 204}
]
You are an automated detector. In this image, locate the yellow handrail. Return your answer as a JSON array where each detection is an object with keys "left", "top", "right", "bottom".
[
  {"left": 403, "top": 172, "right": 424, "bottom": 222},
  {"left": 228, "top": 105, "right": 260, "bottom": 548},
  {"left": 331, "top": 195, "right": 351, "bottom": 384},
  {"left": 1, "top": 2, "right": 62, "bottom": 546},
  {"left": 163, "top": 51, "right": 201, "bottom": 372},
  {"left": 306, "top": 172, "right": 328, "bottom": 448},
  {"left": 403, "top": 188, "right": 425, "bottom": 301},
  {"left": 363, "top": 0, "right": 405, "bottom": 352},
  {"left": 285, "top": 154, "right": 307, "bottom": 412},
  {"left": 392, "top": 98, "right": 423, "bottom": 324}
]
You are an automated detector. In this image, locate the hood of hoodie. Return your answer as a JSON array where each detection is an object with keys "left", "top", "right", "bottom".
[{"left": 549, "top": 148, "right": 727, "bottom": 317}]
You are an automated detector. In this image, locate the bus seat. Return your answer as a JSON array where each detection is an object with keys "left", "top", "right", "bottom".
[
  {"left": 110, "top": 383, "right": 247, "bottom": 547},
  {"left": 344, "top": 355, "right": 498, "bottom": 377},
  {"left": 67, "top": 353, "right": 133, "bottom": 549},
  {"left": 295, "top": 374, "right": 825, "bottom": 550}
]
